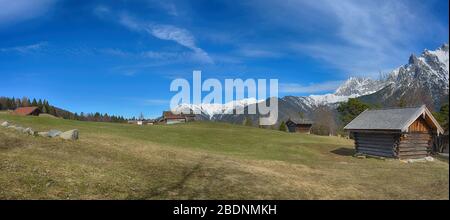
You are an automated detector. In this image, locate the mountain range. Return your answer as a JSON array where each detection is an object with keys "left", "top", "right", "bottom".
[{"left": 175, "top": 44, "right": 449, "bottom": 125}]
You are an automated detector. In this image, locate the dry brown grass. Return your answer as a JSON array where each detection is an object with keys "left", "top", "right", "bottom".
[{"left": 0, "top": 114, "right": 448, "bottom": 200}]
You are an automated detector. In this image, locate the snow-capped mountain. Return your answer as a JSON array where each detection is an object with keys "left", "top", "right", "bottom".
[
  {"left": 360, "top": 44, "right": 449, "bottom": 108},
  {"left": 173, "top": 43, "right": 449, "bottom": 125},
  {"left": 334, "top": 77, "right": 387, "bottom": 96},
  {"left": 286, "top": 76, "right": 387, "bottom": 108},
  {"left": 173, "top": 98, "right": 264, "bottom": 119}
]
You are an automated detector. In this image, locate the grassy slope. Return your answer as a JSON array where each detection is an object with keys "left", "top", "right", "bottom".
[{"left": 0, "top": 114, "right": 448, "bottom": 200}]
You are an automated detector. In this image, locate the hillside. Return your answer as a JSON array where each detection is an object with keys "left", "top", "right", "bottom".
[{"left": 0, "top": 114, "right": 448, "bottom": 199}]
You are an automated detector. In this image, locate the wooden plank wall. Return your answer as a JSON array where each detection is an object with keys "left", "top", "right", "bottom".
[
  {"left": 397, "top": 117, "right": 433, "bottom": 159},
  {"left": 398, "top": 133, "right": 431, "bottom": 159},
  {"left": 408, "top": 117, "right": 432, "bottom": 133},
  {"left": 354, "top": 133, "right": 398, "bottom": 158},
  {"left": 296, "top": 124, "right": 312, "bottom": 133}
]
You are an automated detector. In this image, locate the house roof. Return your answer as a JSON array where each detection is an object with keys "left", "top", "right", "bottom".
[
  {"left": 344, "top": 105, "right": 444, "bottom": 135},
  {"left": 163, "top": 111, "right": 195, "bottom": 119},
  {"left": 286, "top": 118, "right": 314, "bottom": 125},
  {"left": 13, "top": 107, "right": 40, "bottom": 116}
]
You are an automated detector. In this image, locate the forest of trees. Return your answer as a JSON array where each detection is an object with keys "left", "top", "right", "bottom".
[{"left": 0, "top": 96, "right": 128, "bottom": 123}]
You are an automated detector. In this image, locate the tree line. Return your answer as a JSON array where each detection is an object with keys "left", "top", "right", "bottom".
[{"left": 0, "top": 96, "right": 128, "bottom": 123}]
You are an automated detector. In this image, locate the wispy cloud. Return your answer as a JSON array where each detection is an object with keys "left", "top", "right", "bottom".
[
  {"left": 95, "top": 7, "right": 213, "bottom": 64},
  {"left": 238, "top": 48, "right": 282, "bottom": 58},
  {"left": 248, "top": 0, "right": 448, "bottom": 76},
  {"left": 0, "top": 42, "right": 48, "bottom": 54},
  {"left": 279, "top": 80, "right": 343, "bottom": 94},
  {"left": 0, "top": 0, "right": 56, "bottom": 27}
]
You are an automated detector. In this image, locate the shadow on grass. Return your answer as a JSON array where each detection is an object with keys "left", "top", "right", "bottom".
[
  {"left": 330, "top": 148, "right": 355, "bottom": 157},
  {"left": 435, "top": 154, "right": 449, "bottom": 163}
]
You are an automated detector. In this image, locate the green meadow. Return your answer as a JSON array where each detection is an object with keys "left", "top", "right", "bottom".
[{"left": 0, "top": 113, "right": 448, "bottom": 200}]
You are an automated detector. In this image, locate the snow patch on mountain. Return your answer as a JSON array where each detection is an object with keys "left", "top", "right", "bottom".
[
  {"left": 173, "top": 98, "right": 264, "bottom": 119},
  {"left": 174, "top": 43, "right": 449, "bottom": 119}
]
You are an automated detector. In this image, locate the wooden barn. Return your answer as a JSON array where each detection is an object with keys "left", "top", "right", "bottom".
[
  {"left": 286, "top": 119, "right": 313, "bottom": 134},
  {"left": 159, "top": 111, "right": 196, "bottom": 125},
  {"left": 13, "top": 107, "right": 41, "bottom": 116},
  {"left": 344, "top": 105, "right": 444, "bottom": 159}
]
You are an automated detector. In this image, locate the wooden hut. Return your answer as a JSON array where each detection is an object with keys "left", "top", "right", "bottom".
[
  {"left": 159, "top": 111, "right": 196, "bottom": 125},
  {"left": 286, "top": 119, "right": 313, "bottom": 134},
  {"left": 13, "top": 107, "right": 41, "bottom": 116},
  {"left": 344, "top": 105, "right": 444, "bottom": 159}
]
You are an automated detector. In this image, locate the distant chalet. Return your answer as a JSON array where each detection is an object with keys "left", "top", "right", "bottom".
[
  {"left": 13, "top": 107, "right": 41, "bottom": 116},
  {"left": 344, "top": 105, "right": 444, "bottom": 159},
  {"left": 160, "top": 111, "right": 196, "bottom": 125},
  {"left": 286, "top": 119, "right": 313, "bottom": 134}
]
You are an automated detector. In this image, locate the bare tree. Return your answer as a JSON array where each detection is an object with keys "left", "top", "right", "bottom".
[{"left": 311, "top": 105, "right": 337, "bottom": 136}]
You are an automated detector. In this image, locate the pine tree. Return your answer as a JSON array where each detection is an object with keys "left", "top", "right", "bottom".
[
  {"left": 21, "top": 97, "right": 30, "bottom": 107},
  {"left": 31, "top": 98, "right": 38, "bottom": 107},
  {"left": 38, "top": 99, "right": 43, "bottom": 109},
  {"left": 279, "top": 121, "right": 287, "bottom": 132}
]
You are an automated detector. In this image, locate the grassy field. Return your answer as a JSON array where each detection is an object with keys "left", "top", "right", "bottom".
[{"left": 0, "top": 113, "right": 448, "bottom": 200}]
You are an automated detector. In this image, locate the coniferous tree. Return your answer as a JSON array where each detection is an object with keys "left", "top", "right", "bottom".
[
  {"left": 337, "top": 98, "right": 370, "bottom": 126},
  {"left": 42, "top": 105, "right": 48, "bottom": 113},
  {"left": 279, "top": 121, "right": 287, "bottom": 132},
  {"left": 38, "top": 99, "right": 43, "bottom": 110},
  {"left": 21, "top": 97, "right": 31, "bottom": 107},
  {"left": 31, "top": 98, "right": 38, "bottom": 107}
]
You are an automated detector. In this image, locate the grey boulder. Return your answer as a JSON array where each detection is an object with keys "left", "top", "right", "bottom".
[
  {"left": 24, "top": 128, "right": 35, "bottom": 136},
  {"left": 59, "top": 129, "right": 79, "bottom": 140},
  {"left": 14, "top": 126, "right": 25, "bottom": 132},
  {"left": 1, "top": 121, "right": 9, "bottom": 127},
  {"left": 48, "top": 130, "right": 62, "bottom": 138},
  {"left": 38, "top": 132, "right": 50, "bottom": 137}
]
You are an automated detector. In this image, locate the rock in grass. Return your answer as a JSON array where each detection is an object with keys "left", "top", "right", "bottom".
[
  {"left": 48, "top": 130, "right": 62, "bottom": 138},
  {"left": 59, "top": 129, "right": 79, "bottom": 140},
  {"left": 1, "top": 121, "right": 9, "bottom": 127},
  {"left": 24, "top": 128, "right": 35, "bottom": 136},
  {"left": 38, "top": 132, "right": 50, "bottom": 137},
  {"left": 14, "top": 126, "right": 25, "bottom": 132}
]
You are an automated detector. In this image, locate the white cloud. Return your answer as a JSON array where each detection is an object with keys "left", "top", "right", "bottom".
[
  {"left": 248, "top": 0, "right": 448, "bottom": 77},
  {"left": 94, "top": 10, "right": 214, "bottom": 64},
  {"left": 0, "top": 42, "right": 48, "bottom": 54},
  {"left": 238, "top": 48, "right": 282, "bottom": 58},
  {"left": 0, "top": 0, "right": 56, "bottom": 27},
  {"left": 279, "top": 80, "right": 343, "bottom": 94}
]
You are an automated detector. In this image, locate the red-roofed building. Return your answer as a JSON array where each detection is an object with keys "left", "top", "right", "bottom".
[
  {"left": 13, "top": 107, "right": 41, "bottom": 116},
  {"left": 160, "top": 111, "right": 196, "bottom": 124}
]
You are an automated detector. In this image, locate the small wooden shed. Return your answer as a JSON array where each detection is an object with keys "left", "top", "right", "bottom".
[
  {"left": 286, "top": 119, "right": 313, "bottom": 134},
  {"left": 13, "top": 107, "right": 41, "bottom": 116},
  {"left": 160, "top": 111, "right": 196, "bottom": 125},
  {"left": 344, "top": 105, "right": 444, "bottom": 159}
]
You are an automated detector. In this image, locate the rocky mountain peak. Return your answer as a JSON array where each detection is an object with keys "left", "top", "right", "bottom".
[
  {"left": 334, "top": 77, "right": 384, "bottom": 97},
  {"left": 408, "top": 54, "right": 419, "bottom": 65}
]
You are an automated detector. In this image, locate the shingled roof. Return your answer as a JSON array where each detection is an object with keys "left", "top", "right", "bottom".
[
  {"left": 287, "top": 118, "right": 314, "bottom": 125},
  {"left": 13, "top": 107, "right": 40, "bottom": 116},
  {"left": 344, "top": 105, "right": 444, "bottom": 135}
]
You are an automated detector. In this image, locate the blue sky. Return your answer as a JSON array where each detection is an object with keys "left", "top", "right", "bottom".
[{"left": 0, "top": 0, "right": 448, "bottom": 118}]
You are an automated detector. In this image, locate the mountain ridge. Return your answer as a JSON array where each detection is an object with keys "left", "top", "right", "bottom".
[{"left": 175, "top": 43, "right": 449, "bottom": 124}]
